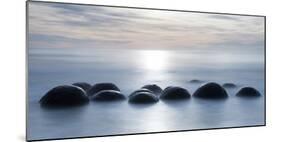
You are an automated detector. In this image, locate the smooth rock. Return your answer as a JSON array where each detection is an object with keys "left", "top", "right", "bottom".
[
  {"left": 236, "top": 87, "right": 261, "bottom": 97},
  {"left": 141, "top": 84, "right": 162, "bottom": 96},
  {"left": 193, "top": 82, "right": 228, "bottom": 99},
  {"left": 222, "top": 83, "right": 237, "bottom": 88},
  {"left": 131, "top": 88, "right": 153, "bottom": 94},
  {"left": 189, "top": 79, "right": 203, "bottom": 83},
  {"left": 91, "top": 90, "right": 126, "bottom": 101},
  {"left": 129, "top": 91, "right": 159, "bottom": 103},
  {"left": 72, "top": 82, "right": 92, "bottom": 91},
  {"left": 160, "top": 86, "right": 191, "bottom": 100},
  {"left": 39, "top": 85, "right": 89, "bottom": 106},
  {"left": 88, "top": 83, "right": 120, "bottom": 96}
]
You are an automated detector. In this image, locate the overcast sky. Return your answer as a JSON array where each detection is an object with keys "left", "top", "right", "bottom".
[{"left": 28, "top": 2, "right": 264, "bottom": 51}]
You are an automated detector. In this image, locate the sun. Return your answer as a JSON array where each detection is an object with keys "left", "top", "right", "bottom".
[{"left": 139, "top": 50, "right": 169, "bottom": 72}]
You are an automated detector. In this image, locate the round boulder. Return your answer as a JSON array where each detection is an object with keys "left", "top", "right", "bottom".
[
  {"left": 88, "top": 83, "right": 120, "bottom": 96},
  {"left": 160, "top": 86, "right": 191, "bottom": 100},
  {"left": 132, "top": 88, "right": 154, "bottom": 94},
  {"left": 141, "top": 84, "right": 162, "bottom": 96},
  {"left": 189, "top": 79, "right": 203, "bottom": 83},
  {"left": 236, "top": 87, "right": 261, "bottom": 97},
  {"left": 91, "top": 90, "right": 126, "bottom": 101},
  {"left": 72, "top": 82, "right": 92, "bottom": 91},
  {"left": 193, "top": 82, "right": 228, "bottom": 99},
  {"left": 39, "top": 85, "right": 89, "bottom": 106},
  {"left": 129, "top": 91, "right": 159, "bottom": 103},
  {"left": 222, "top": 83, "right": 237, "bottom": 88}
]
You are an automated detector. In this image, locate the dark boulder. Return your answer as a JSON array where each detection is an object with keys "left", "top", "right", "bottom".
[
  {"left": 129, "top": 91, "right": 159, "bottom": 103},
  {"left": 222, "top": 83, "right": 237, "bottom": 88},
  {"left": 88, "top": 83, "right": 120, "bottom": 96},
  {"left": 189, "top": 79, "right": 203, "bottom": 83},
  {"left": 236, "top": 87, "right": 261, "bottom": 97},
  {"left": 131, "top": 88, "right": 153, "bottom": 94},
  {"left": 193, "top": 82, "right": 228, "bottom": 99},
  {"left": 39, "top": 85, "right": 89, "bottom": 106},
  {"left": 160, "top": 86, "right": 191, "bottom": 100},
  {"left": 91, "top": 90, "right": 126, "bottom": 101},
  {"left": 72, "top": 82, "right": 92, "bottom": 91},
  {"left": 141, "top": 84, "right": 162, "bottom": 96}
]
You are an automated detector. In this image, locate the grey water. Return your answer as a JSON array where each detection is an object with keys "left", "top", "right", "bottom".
[{"left": 27, "top": 47, "right": 265, "bottom": 140}]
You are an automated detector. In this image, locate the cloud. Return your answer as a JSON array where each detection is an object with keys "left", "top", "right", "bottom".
[
  {"left": 28, "top": 1, "right": 264, "bottom": 51},
  {"left": 207, "top": 14, "right": 243, "bottom": 21}
]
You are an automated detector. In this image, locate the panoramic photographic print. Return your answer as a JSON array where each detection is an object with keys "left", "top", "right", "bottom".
[{"left": 27, "top": 1, "right": 265, "bottom": 141}]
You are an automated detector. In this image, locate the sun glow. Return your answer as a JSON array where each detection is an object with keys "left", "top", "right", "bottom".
[{"left": 139, "top": 50, "right": 169, "bottom": 71}]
